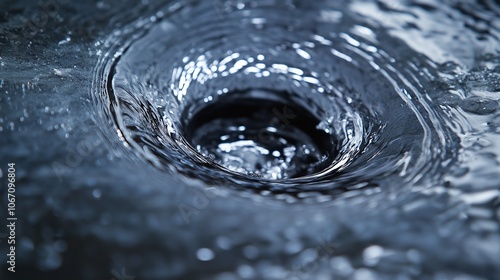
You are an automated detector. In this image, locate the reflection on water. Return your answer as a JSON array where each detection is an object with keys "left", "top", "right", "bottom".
[{"left": 1, "top": 0, "right": 499, "bottom": 279}]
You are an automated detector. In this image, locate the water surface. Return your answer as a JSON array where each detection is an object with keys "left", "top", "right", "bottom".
[{"left": 1, "top": 0, "right": 499, "bottom": 279}]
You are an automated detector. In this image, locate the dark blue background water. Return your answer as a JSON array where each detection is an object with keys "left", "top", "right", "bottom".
[{"left": 1, "top": 0, "right": 500, "bottom": 279}]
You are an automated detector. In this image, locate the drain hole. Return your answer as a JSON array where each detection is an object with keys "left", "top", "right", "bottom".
[{"left": 183, "top": 89, "right": 337, "bottom": 180}]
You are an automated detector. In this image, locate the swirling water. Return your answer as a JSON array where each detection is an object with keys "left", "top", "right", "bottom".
[
  {"left": 1, "top": 0, "right": 500, "bottom": 279},
  {"left": 96, "top": 0, "right": 460, "bottom": 193}
]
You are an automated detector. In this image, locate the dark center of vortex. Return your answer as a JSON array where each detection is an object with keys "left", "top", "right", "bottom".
[{"left": 182, "top": 89, "right": 337, "bottom": 179}]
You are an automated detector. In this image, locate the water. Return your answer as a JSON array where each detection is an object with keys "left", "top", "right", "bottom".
[
  {"left": 1, "top": 0, "right": 500, "bottom": 279},
  {"left": 97, "top": 0, "right": 462, "bottom": 193},
  {"left": 184, "top": 89, "right": 336, "bottom": 180}
]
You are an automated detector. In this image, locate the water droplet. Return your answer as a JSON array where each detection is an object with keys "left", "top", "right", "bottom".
[
  {"left": 92, "top": 189, "right": 102, "bottom": 199},
  {"left": 196, "top": 248, "right": 214, "bottom": 261},
  {"left": 363, "top": 245, "right": 384, "bottom": 266}
]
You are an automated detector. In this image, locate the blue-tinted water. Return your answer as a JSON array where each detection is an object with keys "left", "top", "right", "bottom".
[{"left": 1, "top": 0, "right": 499, "bottom": 279}]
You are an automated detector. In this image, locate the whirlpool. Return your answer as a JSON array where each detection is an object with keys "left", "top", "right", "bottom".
[{"left": 1, "top": 0, "right": 500, "bottom": 279}]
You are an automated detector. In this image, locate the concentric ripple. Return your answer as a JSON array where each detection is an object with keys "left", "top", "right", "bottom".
[{"left": 93, "top": 0, "right": 458, "bottom": 194}]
